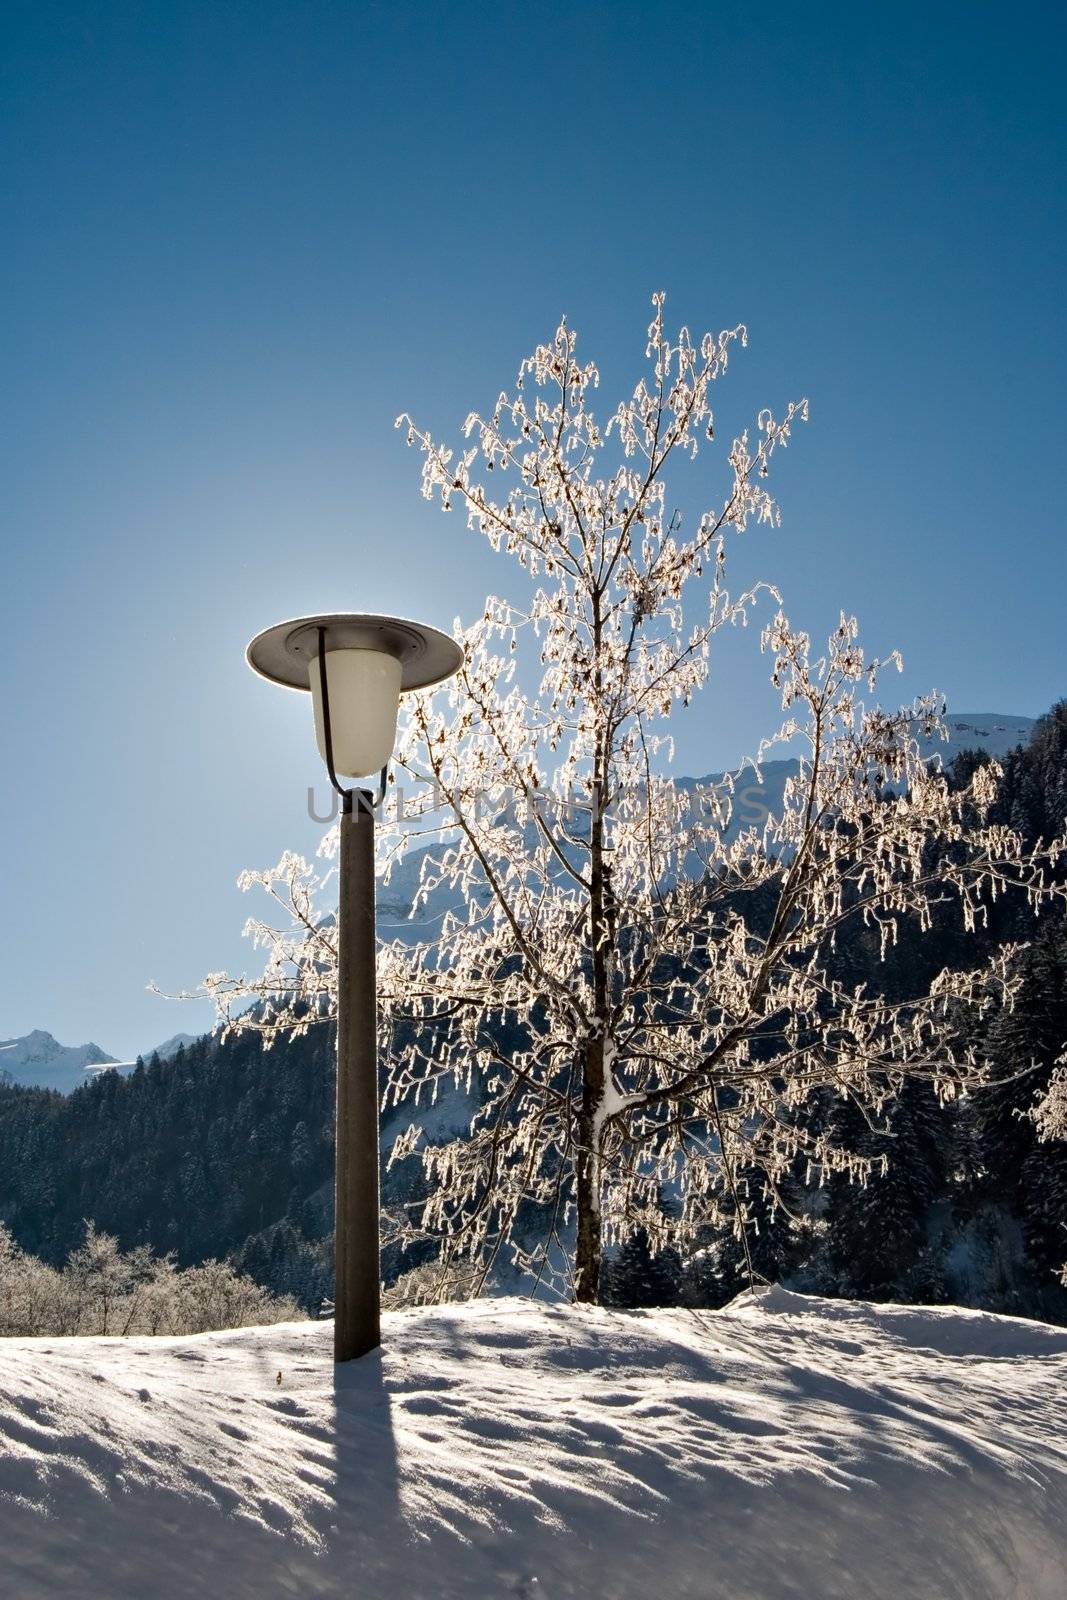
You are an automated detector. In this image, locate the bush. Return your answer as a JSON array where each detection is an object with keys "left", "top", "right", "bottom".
[{"left": 0, "top": 1221, "right": 301, "bottom": 1336}]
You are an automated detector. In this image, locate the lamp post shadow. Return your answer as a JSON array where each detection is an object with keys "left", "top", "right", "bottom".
[{"left": 324, "top": 1344, "right": 411, "bottom": 1583}]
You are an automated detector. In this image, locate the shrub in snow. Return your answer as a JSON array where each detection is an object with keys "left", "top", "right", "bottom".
[
  {"left": 383, "top": 1257, "right": 483, "bottom": 1309},
  {"left": 0, "top": 1223, "right": 300, "bottom": 1337}
]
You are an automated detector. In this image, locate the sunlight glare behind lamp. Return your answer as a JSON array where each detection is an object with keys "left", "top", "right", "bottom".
[{"left": 246, "top": 612, "right": 464, "bottom": 789}]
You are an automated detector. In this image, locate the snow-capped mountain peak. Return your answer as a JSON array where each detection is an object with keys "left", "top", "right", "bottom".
[{"left": 0, "top": 1030, "right": 116, "bottom": 1094}]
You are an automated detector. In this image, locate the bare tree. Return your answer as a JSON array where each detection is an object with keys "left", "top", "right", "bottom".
[
  {"left": 1033, "top": 1067, "right": 1067, "bottom": 1146},
  {"left": 66, "top": 1223, "right": 135, "bottom": 1335},
  {"left": 208, "top": 297, "right": 1066, "bottom": 1303}
]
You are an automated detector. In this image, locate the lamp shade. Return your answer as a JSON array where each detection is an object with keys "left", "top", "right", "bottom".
[{"left": 310, "top": 648, "right": 402, "bottom": 778}]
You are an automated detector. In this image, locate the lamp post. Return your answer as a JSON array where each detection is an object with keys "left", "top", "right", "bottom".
[{"left": 246, "top": 613, "right": 463, "bottom": 1361}]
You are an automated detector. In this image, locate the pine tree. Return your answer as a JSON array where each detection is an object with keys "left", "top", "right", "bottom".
[
  {"left": 976, "top": 923, "right": 1067, "bottom": 1318},
  {"left": 823, "top": 1079, "right": 954, "bottom": 1303}
]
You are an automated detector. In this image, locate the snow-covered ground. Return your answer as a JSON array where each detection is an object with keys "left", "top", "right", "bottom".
[{"left": 3, "top": 1289, "right": 1066, "bottom": 1599}]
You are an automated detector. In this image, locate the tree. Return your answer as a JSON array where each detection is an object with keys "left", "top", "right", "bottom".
[
  {"left": 66, "top": 1222, "right": 137, "bottom": 1335},
  {"left": 602, "top": 1227, "right": 684, "bottom": 1310},
  {"left": 1014, "top": 928, "right": 1067, "bottom": 1295},
  {"left": 207, "top": 296, "right": 1066, "bottom": 1303}
]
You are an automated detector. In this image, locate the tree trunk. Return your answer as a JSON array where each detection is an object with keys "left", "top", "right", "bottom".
[
  {"left": 576, "top": 593, "right": 610, "bottom": 1306},
  {"left": 574, "top": 1036, "right": 604, "bottom": 1303},
  {"left": 574, "top": 1135, "right": 602, "bottom": 1302}
]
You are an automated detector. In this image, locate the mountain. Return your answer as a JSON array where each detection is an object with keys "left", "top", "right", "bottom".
[
  {"left": 84, "top": 1032, "right": 201, "bottom": 1080},
  {"left": 147, "top": 1032, "right": 198, "bottom": 1061},
  {"left": 0, "top": 702, "right": 1063, "bottom": 1318},
  {"left": 0, "top": 1031, "right": 116, "bottom": 1095},
  {"left": 0, "top": 1030, "right": 203, "bottom": 1095},
  {"left": 0, "top": 713, "right": 1037, "bottom": 1085},
  {"left": 684, "top": 711, "right": 1037, "bottom": 840},
  {"left": 919, "top": 711, "right": 1035, "bottom": 763}
]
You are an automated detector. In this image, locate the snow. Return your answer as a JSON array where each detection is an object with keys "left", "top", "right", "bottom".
[
  {"left": 3, "top": 1289, "right": 1067, "bottom": 1599},
  {"left": 919, "top": 712, "right": 1035, "bottom": 763}
]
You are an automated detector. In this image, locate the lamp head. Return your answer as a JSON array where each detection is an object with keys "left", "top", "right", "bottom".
[{"left": 246, "top": 612, "right": 464, "bottom": 780}]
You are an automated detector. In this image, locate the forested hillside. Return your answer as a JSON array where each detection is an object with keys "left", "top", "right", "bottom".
[
  {"left": 3, "top": 705, "right": 1066, "bottom": 1317},
  {"left": 0, "top": 1026, "right": 340, "bottom": 1311}
]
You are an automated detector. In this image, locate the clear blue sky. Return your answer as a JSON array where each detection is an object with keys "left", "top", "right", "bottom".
[{"left": 2, "top": 0, "right": 1064, "bottom": 1057}]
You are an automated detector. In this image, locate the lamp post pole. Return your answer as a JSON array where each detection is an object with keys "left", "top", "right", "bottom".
[
  {"left": 335, "top": 789, "right": 380, "bottom": 1362},
  {"left": 245, "top": 611, "right": 463, "bottom": 1363}
]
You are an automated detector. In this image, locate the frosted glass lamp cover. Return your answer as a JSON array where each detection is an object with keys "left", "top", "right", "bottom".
[{"left": 309, "top": 649, "right": 402, "bottom": 778}]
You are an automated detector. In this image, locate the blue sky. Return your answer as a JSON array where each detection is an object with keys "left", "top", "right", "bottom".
[{"left": 2, "top": 0, "right": 1064, "bottom": 1056}]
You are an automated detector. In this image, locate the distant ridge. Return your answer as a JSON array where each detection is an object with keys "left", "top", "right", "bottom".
[
  {"left": 921, "top": 713, "right": 1035, "bottom": 762},
  {"left": 0, "top": 1030, "right": 202, "bottom": 1095},
  {"left": 84, "top": 1032, "right": 201, "bottom": 1080}
]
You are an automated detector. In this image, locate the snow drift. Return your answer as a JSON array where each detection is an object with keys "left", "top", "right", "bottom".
[{"left": 2, "top": 1289, "right": 1066, "bottom": 1599}]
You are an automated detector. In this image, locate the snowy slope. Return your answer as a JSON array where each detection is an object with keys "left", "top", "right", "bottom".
[
  {"left": 2, "top": 1290, "right": 1066, "bottom": 1599},
  {"left": 142, "top": 1031, "right": 198, "bottom": 1062},
  {"left": 684, "top": 711, "right": 1036, "bottom": 837},
  {"left": 918, "top": 711, "right": 1035, "bottom": 764}
]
